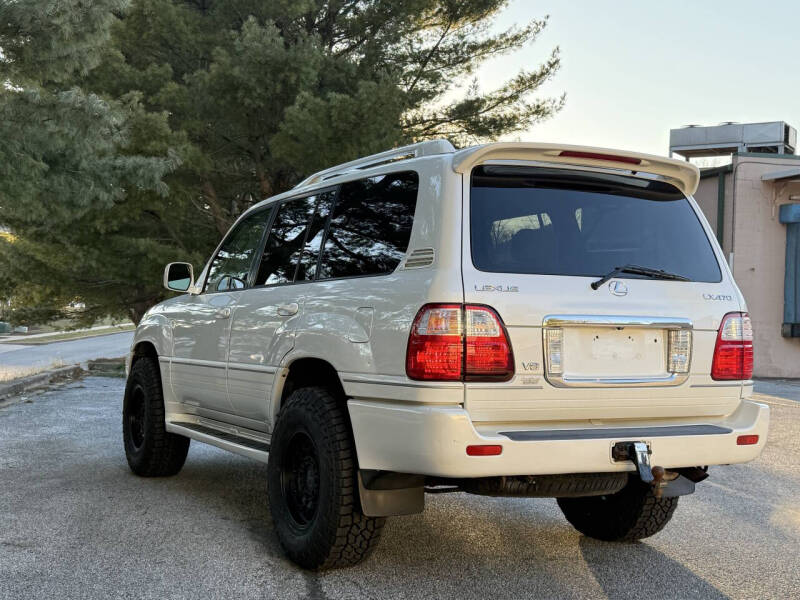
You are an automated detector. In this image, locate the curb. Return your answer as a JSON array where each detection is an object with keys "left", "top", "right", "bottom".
[
  {"left": 0, "top": 327, "right": 134, "bottom": 346},
  {"left": 87, "top": 358, "right": 126, "bottom": 377},
  {"left": 0, "top": 365, "right": 85, "bottom": 407}
]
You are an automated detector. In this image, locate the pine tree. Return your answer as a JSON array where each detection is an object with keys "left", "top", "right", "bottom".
[{"left": 0, "top": 0, "right": 562, "bottom": 325}]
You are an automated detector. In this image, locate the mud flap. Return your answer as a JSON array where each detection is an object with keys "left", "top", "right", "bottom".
[{"left": 357, "top": 470, "right": 424, "bottom": 517}]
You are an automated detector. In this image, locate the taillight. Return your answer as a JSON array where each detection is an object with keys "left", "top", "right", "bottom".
[
  {"left": 406, "top": 304, "right": 514, "bottom": 381},
  {"left": 711, "top": 312, "right": 753, "bottom": 380},
  {"left": 464, "top": 306, "right": 514, "bottom": 380},
  {"left": 405, "top": 304, "right": 463, "bottom": 380}
]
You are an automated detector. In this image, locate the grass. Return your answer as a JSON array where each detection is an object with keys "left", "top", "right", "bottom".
[
  {"left": 1, "top": 323, "right": 135, "bottom": 345},
  {"left": 0, "top": 359, "right": 66, "bottom": 383}
]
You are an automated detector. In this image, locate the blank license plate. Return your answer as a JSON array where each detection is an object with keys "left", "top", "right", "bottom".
[{"left": 562, "top": 327, "right": 667, "bottom": 378}]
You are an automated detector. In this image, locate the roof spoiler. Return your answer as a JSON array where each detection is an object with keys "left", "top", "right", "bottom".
[{"left": 452, "top": 143, "right": 700, "bottom": 196}]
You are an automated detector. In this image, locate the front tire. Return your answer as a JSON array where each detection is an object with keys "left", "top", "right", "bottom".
[
  {"left": 123, "top": 356, "right": 189, "bottom": 477},
  {"left": 267, "top": 387, "right": 385, "bottom": 570},
  {"left": 557, "top": 475, "right": 678, "bottom": 542}
]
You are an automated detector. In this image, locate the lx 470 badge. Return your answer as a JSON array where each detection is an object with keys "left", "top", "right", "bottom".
[{"left": 703, "top": 293, "right": 733, "bottom": 301}]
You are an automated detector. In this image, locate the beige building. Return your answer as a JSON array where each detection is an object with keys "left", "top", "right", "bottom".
[{"left": 692, "top": 154, "right": 800, "bottom": 377}]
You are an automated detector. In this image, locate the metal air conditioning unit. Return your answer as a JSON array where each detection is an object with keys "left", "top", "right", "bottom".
[{"left": 669, "top": 121, "right": 796, "bottom": 158}]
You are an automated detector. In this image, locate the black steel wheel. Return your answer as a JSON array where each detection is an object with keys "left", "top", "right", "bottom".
[
  {"left": 267, "top": 386, "right": 385, "bottom": 570},
  {"left": 126, "top": 383, "right": 147, "bottom": 450},
  {"left": 122, "top": 356, "right": 190, "bottom": 477},
  {"left": 281, "top": 431, "right": 321, "bottom": 527}
]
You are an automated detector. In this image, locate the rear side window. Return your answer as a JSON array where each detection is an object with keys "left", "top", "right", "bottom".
[
  {"left": 255, "top": 194, "right": 320, "bottom": 286},
  {"left": 317, "top": 171, "right": 419, "bottom": 279},
  {"left": 204, "top": 207, "right": 271, "bottom": 293},
  {"left": 470, "top": 166, "right": 721, "bottom": 282},
  {"left": 296, "top": 192, "right": 334, "bottom": 281}
]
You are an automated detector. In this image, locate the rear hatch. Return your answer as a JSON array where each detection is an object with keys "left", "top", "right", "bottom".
[{"left": 461, "top": 163, "right": 743, "bottom": 423}]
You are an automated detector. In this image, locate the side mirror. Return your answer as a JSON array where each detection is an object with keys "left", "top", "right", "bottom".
[{"left": 164, "top": 262, "right": 194, "bottom": 293}]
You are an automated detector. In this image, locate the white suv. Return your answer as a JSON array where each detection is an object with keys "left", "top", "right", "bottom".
[{"left": 123, "top": 140, "right": 769, "bottom": 570}]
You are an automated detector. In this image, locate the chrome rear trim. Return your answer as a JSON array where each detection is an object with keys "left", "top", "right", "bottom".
[
  {"left": 542, "top": 315, "right": 692, "bottom": 330},
  {"left": 542, "top": 314, "right": 692, "bottom": 388}
]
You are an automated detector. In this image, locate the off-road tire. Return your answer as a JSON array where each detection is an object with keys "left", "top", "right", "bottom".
[
  {"left": 556, "top": 474, "right": 679, "bottom": 541},
  {"left": 267, "top": 387, "right": 385, "bottom": 570},
  {"left": 123, "top": 356, "right": 189, "bottom": 476}
]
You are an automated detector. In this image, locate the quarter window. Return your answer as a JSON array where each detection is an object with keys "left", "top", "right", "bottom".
[
  {"left": 204, "top": 208, "right": 271, "bottom": 293},
  {"left": 318, "top": 171, "right": 419, "bottom": 279}
]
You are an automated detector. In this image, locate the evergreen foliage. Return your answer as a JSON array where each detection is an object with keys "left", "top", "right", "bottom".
[{"left": 0, "top": 0, "right": 562, "bottom": 324}]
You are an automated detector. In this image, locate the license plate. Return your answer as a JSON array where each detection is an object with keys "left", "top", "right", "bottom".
[{"left": 563, "top": 327, "right": 667, "bottom": 378}]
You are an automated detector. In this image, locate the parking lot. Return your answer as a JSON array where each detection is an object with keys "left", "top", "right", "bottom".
[{"left": 1, "top": 376, "right": 798, "bottom": 599}]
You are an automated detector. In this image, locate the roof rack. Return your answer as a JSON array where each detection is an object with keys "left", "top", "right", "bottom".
[{"left": 293, "top": 139, "right": 455, "bottom": 189}]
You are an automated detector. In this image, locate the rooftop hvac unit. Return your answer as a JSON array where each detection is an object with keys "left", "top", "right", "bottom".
[{"left": 669, "top": 121, "right": 796, "bottom": 158}]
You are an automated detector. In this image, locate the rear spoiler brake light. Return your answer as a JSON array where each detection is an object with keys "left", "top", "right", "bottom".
[{"left": 557, "top": 150, "right": 641, "bottom": 165}]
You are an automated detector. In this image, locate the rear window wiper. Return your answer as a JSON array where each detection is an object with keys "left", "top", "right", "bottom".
[{"left": 590, "top": 264, "right": 690, "bottom": 290}]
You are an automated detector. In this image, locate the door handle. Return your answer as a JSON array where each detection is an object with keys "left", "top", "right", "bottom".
[
  {"left": 277, "top": 302, "right": 299, "bottom": 316},
  {"left": 215, "top": 307, "right": 232, "bottom": 319}
]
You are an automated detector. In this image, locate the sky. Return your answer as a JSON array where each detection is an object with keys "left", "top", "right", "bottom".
[{"left": 479, "top": 0, "right": 800, "bottom": 157}]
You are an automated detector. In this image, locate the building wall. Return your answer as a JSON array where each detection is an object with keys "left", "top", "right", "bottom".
[
  {"left": 695, "top": 155, "right": 800, "bottom": 378},
  {"left": 694, "top": 168, "right": 734, "bottom": 257},
  {"left": 694, "top": 175, "right": 720, "bottom": 236}
]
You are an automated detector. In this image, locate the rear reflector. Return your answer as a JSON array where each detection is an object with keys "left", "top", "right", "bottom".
[
  {"left": 736, "top": 435, "right": 759, "bottom": 446},
  {"left": 466, "top": 444, "right": 503, "bottom": 456},
  {"left": 558, "top": 150, "right": 642, "bottom": 165},
  {"left": 711, "top": 312, "right": 754, "bottom": 380},
  {"left": 406, "top": 304, "right": 514, "bottom": 381}
]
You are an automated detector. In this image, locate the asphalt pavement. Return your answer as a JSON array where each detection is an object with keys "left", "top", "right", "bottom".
[
  {"left": 0, "top": 332, "right": 133, "bottom": 369},
  {"left": 0, "top": 377, "right": 798, "bottom": 599}
]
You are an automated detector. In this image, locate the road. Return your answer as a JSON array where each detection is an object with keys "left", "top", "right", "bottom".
[
  {"left": 1, "top": 378, "right": 798, "bottom": 600},
  {"left": 0, "top": 332, "right": 132, "bottom": 369}
]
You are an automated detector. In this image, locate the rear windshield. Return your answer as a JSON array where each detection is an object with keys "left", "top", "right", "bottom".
[{"left": 470, "top": 166, "right": 721, "bottom": 282}]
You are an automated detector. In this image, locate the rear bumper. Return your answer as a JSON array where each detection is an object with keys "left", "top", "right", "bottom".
[{"left": 347, "top": 399, "right": 769, "bottom": 478}]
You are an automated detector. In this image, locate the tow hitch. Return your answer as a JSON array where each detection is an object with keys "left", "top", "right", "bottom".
[
  {"left": 612, "top": 441, "right": 693, "bottom": 498},
  {"left": 612, "top": 441, "right": 656, "bottom": 482}
]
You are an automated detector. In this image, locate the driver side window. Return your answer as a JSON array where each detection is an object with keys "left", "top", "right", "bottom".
[{"left": 203, "top": 208, "right": 272, "bottom": 293}]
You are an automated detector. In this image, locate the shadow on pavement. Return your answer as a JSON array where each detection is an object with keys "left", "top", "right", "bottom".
[
  {"left": 168, "top": 452, "right": 730, "bottom": 598},
  {"left": 578, "top": 536, "right": 729, "bottom": 600}
]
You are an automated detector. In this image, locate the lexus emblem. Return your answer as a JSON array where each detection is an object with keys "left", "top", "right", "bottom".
[{"left": 608, "top": 281, "right": 628, "bottom": 296}]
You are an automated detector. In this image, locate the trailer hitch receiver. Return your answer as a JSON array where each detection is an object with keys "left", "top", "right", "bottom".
[{"left": 612, "top": 441, "right": 654, "bottom": 483}]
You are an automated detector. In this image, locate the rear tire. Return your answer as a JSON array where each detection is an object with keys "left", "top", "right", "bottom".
[
  {"left": 556, "top": 475, "right": 678, "bottom": 541},
  {"left": 123, "top": 356, "right": 189, "bottom": 476},
  {"left": 267, "top": 387, "right": 385, "bottom": 570}
]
